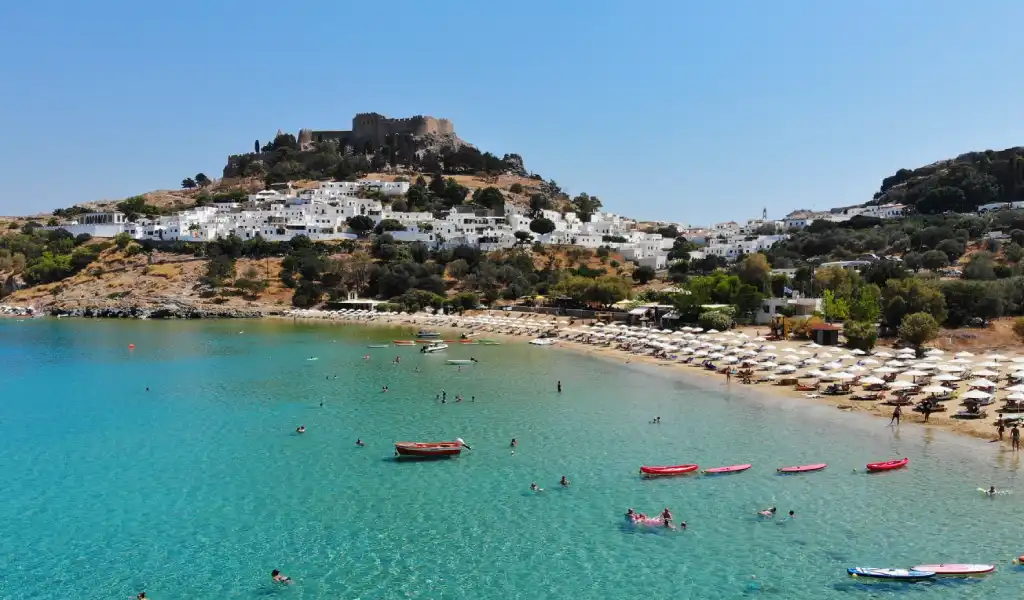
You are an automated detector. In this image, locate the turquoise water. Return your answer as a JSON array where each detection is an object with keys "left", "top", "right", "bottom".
[{"left": 2, "top": 319, "right": 1024, "bottom": 599}]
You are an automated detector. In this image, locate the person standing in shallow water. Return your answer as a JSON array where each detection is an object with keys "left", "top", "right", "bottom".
[
  {"left": 557, "top": 381, "right": 562, "bottom": 393},
  {"left": 889, "top": 405, "right": 901, "bottom": 427},
  {"left": 1011, "top": 425, "right": 1020, "bottom": 451}
]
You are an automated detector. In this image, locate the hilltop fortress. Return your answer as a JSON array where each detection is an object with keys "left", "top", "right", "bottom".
[{"left": 298, "top": 112, "right": 455, "bottom": 150}]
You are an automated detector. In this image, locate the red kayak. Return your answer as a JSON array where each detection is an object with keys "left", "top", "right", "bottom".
[
  {"left": 777, "top": 463, "right": 827, "bottom": 474},
  {"left": 640, "top": 464, "right": 699, "bottom": 478},
  {"left": 703, "top": 464, "right": 752, "bottom": 475},
  {"left": 866, "top": 458, "right": 908, "bottom": 472}
]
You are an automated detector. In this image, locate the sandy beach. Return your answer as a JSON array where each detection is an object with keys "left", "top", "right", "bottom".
[{"left": 281, "top": 308, "right": 1024, "bottom": 450}]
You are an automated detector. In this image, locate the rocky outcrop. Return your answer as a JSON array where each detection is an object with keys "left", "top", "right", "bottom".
[
  {"left": 1, "top": 274, "right": 26, "bottom": 298},
  {"left": 502, "top": 153, "right": 527, "bottom": 177}
]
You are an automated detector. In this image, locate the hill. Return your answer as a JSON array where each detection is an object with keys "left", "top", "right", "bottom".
[{"left": 872, "top": 146, "right": 1024, "bottom": 213}]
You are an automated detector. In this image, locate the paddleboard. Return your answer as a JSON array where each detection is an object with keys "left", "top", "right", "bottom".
[
  {"left": 910, "top": 564, "right": 994, "bottom": 576},
  {"left": 367, "top": 344, "right": 389, "bottom": 348},
  {"left": 777, "top": 463, "right": 827, "bottom": 474},
  {"left": 977, "top": 488, "right": 1012, "bottom": 495},
  {"left": 847, "top": 567, "right": 935, "bottom": 581},
  {"left": 703, "top": 464, "right": 752, "bottom": 475}
]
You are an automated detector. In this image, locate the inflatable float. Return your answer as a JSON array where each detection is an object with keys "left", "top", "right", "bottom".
[
  {"left": 777, "top": 463, "right": 827, "bottom": 474},
  {"left": 703, "top": 463, "right": 752, "bottom": 475},
  {"left": 640, "top": 464, "right": 699, "bottom": 478},
  {"left": 866, "top": 458, "right": 908, "bottom": 472},
  {"left": 909, "top": 564, "right": 994, "bottom": 577},
  {"left": 847, "top": 567, "right": 935, "bottom": 581}
]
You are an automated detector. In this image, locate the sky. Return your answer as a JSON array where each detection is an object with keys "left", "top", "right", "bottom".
[{"left": 2, "top": 1, "right": 1024, "bottom": 224}]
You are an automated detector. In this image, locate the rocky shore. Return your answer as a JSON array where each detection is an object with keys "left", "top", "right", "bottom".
[{"left": 46, "top": 304, "right": 273, "bottom": 319}]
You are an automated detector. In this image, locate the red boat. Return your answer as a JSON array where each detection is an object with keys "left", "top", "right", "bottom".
[
  {"left": 866, "top": 458, "right": 908, "bottom": 472},
  {"left": 394, "top": 441, "right": 464, "bottom": 458},
  {"left": 777, "top": 463, "right": 827, "bottom": 474},
  {"left": 639, "top": 464, "right": 699, "bottom": 478}
]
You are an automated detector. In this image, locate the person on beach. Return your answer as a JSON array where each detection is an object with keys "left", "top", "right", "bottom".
[
  {"left": 557, "top": 381, "right": 562, "bottom": 393},
  {"left": 1012, "top": 425, "right": 1020, "bottom": 451},
  {"left": 296, "top": 425, "right": 306, "bottom": 434},
  {"left": 889, "top": 405, "right": 901, "bottom": 426},
  {"left": 560, "top": 476, "right": 570, "bottom": 487},
  {"left": 272, "top": 570, "right": 293, "bottom": 584}
]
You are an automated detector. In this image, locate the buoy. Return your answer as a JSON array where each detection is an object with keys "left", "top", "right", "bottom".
[{"left": 128, "top": 344, "right": 135, "bottom": 349}]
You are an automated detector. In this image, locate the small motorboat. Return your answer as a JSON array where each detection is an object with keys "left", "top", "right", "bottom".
[
  {"left": 529, "top": 338, "right": 556, "bottom": 346},
  {"left": 866, "top": 458, "right": 908, "bottom": 472},
  {"left": 368, "top": 344, "right": 389, "bottom": 348},
  {"left": 420, "top": 342, "right": 449, "bottom": 353},
  {"left": 446, "top": 359, "right": 475, "bottom": 365},
  {"left": 393, "top": 340, "right": 416, "bottom": 346},
  {"left": 847, "top": 567, "right": 935, "bottom": 581},
  {"left": 777, "top": 463, "right": 827, "bottom": 474},
  {"left": 416, "top": 330, "right": 442, "bottom": 339},
  {"left": 909, "top": 564, "right": 994, "bottom": 577},
  {"left": 703, "top": 464, "right": 752, "bottom": 475},
  {"left": 640, "top": 464, "right": 699, "bottom": 478},
  {"left": 394, "top": 440, "right": 466, "bottom": 458}
]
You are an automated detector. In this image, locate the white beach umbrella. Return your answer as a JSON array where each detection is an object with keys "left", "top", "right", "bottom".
[
  {"left": 777, "top": 365, "right": 797, "bottom": 373},
  {"left": 798, "top": 350, "right": 812, "bottom": 356},
  {"left": 849, "top": 366, "right": 868, "bottom": 373},
  {"left": 860, "top": 358, "right": 880, "bottom": 365},
  {"left": 781, "top": 355, "right": 801, "bottom": 364},
  {"left": 1006, "top": 392, "right": 1024, "bottom": 401},
  {"left": 1010, "top": 371, "right": 1024, "bottom": 379},
  {"left": 888, "top": 380, "right": 917, "bottom": 389},
  {"left": 972, "top": 369, "right": 1000, "bottom": 377},
  {"left": 924, "top": 349, "right": 945, "bottom": 356},
  {"left": 921, "top": 355, "right": 942, "bottom": 362},
  {"left": 725, "top": 356, "right": 740, "bottom": 363},
  {"left": 806, "top": 342, "right": 821, "bottom": 348},
  {"left": 922, "top": 385, "right": 953, "bottom": 394},
  {"left": 763, "top": 345, "right": 777, "bottom": 350},
  {"left": 937, "top": 364, "right": 965, "bottom": 372},
  {"left": 875, "top": 351, "right": 894, "bottom": 358},
  {"left": 902, "top": 370, "right": 930, "bottom": 377},
  {"left": 851, "top": 349, "right": 867, "bottom": 355},
  {"left": 783, "top": 348, "right": 796, "bottom": 353},
  {"left": 760, "top": 362, "right": 778, "bottom": 369},
  {"left": 962, "top": 389, "right": 993, "bottom": 400},
  {"left": 987, "top": 354, "right": 1009, "bottom": 362},
  {"left": 969, "top": 378, "right": 998, "bottom": 389},
  {"left": 950, "top": 357, "right": 974, "bottom": 364},
  {"left": 803, "top": 358, "right": 821, "bottom": 365},
  {"left": 933, "top": 373, "right": 961, "bottom": 382},
  {"left": 805, "top": 370, "right": 826, "bottom": 378},
  {"left": 873, "top": 366, "right": 899, "bottom": 374},
  {"left": 975, "top": 361, "right": 1001, "bottom": 369},
  {"left": 1006, "top": 384, "right": 1024, "bottom": 393},
  {"left": 706, "top": 329, "right": 720, "bottom": 334},
  {"left": 955, "top": 351, "right": 975, "bottom": 358},
  {"left": 860, "top": 376, "right": 886, "bottom": 385},
  {"left": 886, "top": 360, "right": 907, "bottom": 368},
  {"left": 832, "top": 372, "right": 856, "bottom": 380}
]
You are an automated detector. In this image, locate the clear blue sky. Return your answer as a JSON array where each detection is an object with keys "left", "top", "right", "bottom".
[{"left": 2, "top": 1, "right": 1023, "bottom": 224}]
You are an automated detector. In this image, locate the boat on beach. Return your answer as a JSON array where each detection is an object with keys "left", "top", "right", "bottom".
[
  {"left": 847, "top": 567, "right": 935, "bottom": 581},
  {"left": 777, "top": 463, "right": 827, "bottom": 474},
  {"left": 640, "top": 464, "right": 699, "bottom": 478},
  {"left": 866, "top": 458, "right": 908, "bottom": 472},
  {"left": 394, "top": 441, "right": 465, "bottom": 458},
  {"left": 529, "top": 338, "right": 555, "bottom": 346},
  {"left": 909, "top": 564, "right": 994, "bottom": 577},
  {"left": 703, "top": 464, "right": 752, "bottom": 475}
]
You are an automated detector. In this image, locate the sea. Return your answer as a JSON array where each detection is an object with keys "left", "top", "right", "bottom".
[{"left": 1, "top": 318, "right": 1023, "bottom": 599}]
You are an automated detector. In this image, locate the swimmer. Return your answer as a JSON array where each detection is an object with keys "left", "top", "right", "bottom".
[
  {"left": 363, "top": 355, "right": 370, "bottom": 360},
  {"left": 382, "top": 385, "right": 389, "bottom": 392},
  {"left": 660, "top": 507, "right": 673, "bottom": 524},
  {"left": 145, "top": 387, "right": 150, "bottom": 392},
  {"left": 560, "top": 476, "right": 570, "bottom": 487},
  {"left": 530, "top": 482, "right": 543, "bottom": 492},
  {"left": 987, "top": 486, "right": 997, "bottom": 496},
  {"left": 510, "top": 438, "right": 518, "bottom": 448},
  {"left": 471, "top": 396, "right": 475, "bottom": 402},
  {"left": 757, "top": 507, "right": 777, "bottom": 519},
  {"left": 272, "top": 569, "right": 293, "bottom": 584},
  {"left": 356, "top": 439, "right": 365, "bottom": 447},
  {"left": 296, "top": 425, "right": 306, "bottom": 434},
  {"left": 138, "top": 593, "right": 147, "bottom": 600},
  {"left": 625, "top": 508, "right": 635, "bottom": 521},
  {"left": 679, "top": 521, "right": 687, "bottom": 530}
]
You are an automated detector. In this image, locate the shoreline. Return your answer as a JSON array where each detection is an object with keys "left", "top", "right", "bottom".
[{"left": 278, "top": 309, "right": 1017, "bottom": 451}]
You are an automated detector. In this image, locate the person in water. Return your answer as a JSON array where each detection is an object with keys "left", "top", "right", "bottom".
[
  {"left": 530, "top": 482, "right": 543, "bottom": 492},
  {"left": 137, "top": 593, "right": 147, "bottom": 599},
  {"left": 296, "top": 425, "right": 306, "bottom": 434},
  {"left": 987, "top": 486, "right": 997, "bottom": 496},
  {"left": 758, "top": 507, "right": 777, "bottom": 518},
  {"left": 560, "top": 476, "right": 570, "bottom": 487},
  {"left": 889, "top": 405, "right": 901, "bottom": 426},
  {"left": 271, "top": 570, "right": 293, "bottom": 584},
  {"left": 557, "top": 380, "right": 562, "bottom": 393},
  {"left": 1012, "top": 425, "right": 1021, "bottom": 451},
  {"left": 356, "top": 439, "right": 365, "bottom": 447},
  {"left": 510, "top": 438, "right": 517, "bottom": 448},
  {"left": 660, "top": 507, "right": 673, "bottom": 526}
]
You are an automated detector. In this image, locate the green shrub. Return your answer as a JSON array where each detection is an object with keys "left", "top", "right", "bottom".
[
  {"left": 843, "top": 321, "right": 878, "bottom": 351},
  {"left": 697, "top": 310, "right": 732, "bottom": 331}
]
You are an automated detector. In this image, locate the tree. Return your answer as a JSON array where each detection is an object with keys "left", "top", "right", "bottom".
[
  {"left": 514, "top": 231, "right": 532, "bottom": 245},
  {"left": 116, "top": 195, "right": 159, "bottom": 222},
  {"left": 1004, "top": 242, "right": 1024, "bottom": 263},
  {"left": 428, "top": 173, "right": 447, "bottom": 197},
  {"left": 843, "top": 321, "right": 878, "bottom": 351},
  {"left": 529, "top": 218, "right": 556, "bottom": 235},
  {"left": 374, "top": 219, "right": 405, "bottom": 235},
  {"left": 346, "top": 215, "right": 375, "bottom": 236},
  {"left": 736, "top": 253, "right": 770, "bottom": 290},
  {"left": 916, "top": 186, "right": 968, "bottom": 214},
  {"left": 822, "top": 289, "right": 849, "bottom": 322},
  {"left": 936, "top": 238, "right": 966, "bottom": 263},
  {"left": 113, "top": 232, "right": 133, "bottom": 250},
  {"left": 509, "top": 183, "right": 524, "bottom": 194},
  {"left": 472, "top": 187, "right": 505, "bottom": 212},
  {"left": 902, "top": 252, "right": 923, "bottom": 272},
  {"left": 898, "top": 312, "right": 939, "bottom": 349},
  {"left": 882, "top": 278, "right": 947, "bottom": 331},
  {"left": 921, "top": 250, "right": 949, "bottom": 270},
  {"left": 849, "top": 283, "right": 882, "bottom": 323},
  {"left": 528, "top": 193, "right": 551, "bottom": 216},
  {"left": 446, "top": 259, "right": 470, "bottom": 279},
  {"left": 390, "top": 199, "right": 409, "bottom": 212},
  {"left": 698, "top": 310, "right": 733, "bottom": 331},
  {"left": 632, "top": 265, "right": 656, "bottom": 284},
  {"left": 963, "top": 251, "right": 996, "bottom": 280},
  {"left": 195, "top": 173, "right": 211, "bottom": 187},
  {"left": 181, "top": 178, "right": 197, "bottom": 189},
  {"left": 255, "top": 140, "right": 260, "bottom": 154},
  {"left": 1014, "top": 317, "right": 1024, "bottom": 343},
  {"left": 571, "top": 193, "right": 602, "bottom": 222}
]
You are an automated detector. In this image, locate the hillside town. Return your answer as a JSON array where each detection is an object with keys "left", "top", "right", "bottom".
[{"left": 48, "top": 178, "right": 913, "bottom": 273}]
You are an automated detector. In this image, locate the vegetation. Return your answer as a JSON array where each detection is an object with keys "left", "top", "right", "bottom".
[
  {"left": 843, "top": 321, "right": 878, "bottom": 351},
  {"left": 898, "top": 312, "right": 940, "bottom": 349},
  {"left": 698, "top": 310, "right": 733, "bottom": 331},
  {"left": 0, "top": 226, "right": 107, "bottom": 291}
]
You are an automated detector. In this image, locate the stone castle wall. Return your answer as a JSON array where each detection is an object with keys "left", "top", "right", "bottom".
[{"left": 299, "top": 113, "right": 454, "bottom": 149}]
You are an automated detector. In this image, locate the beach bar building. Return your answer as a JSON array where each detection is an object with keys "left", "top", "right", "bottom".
[{"left": 811, "top": 324, "right": 841, "bottom": 346}]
